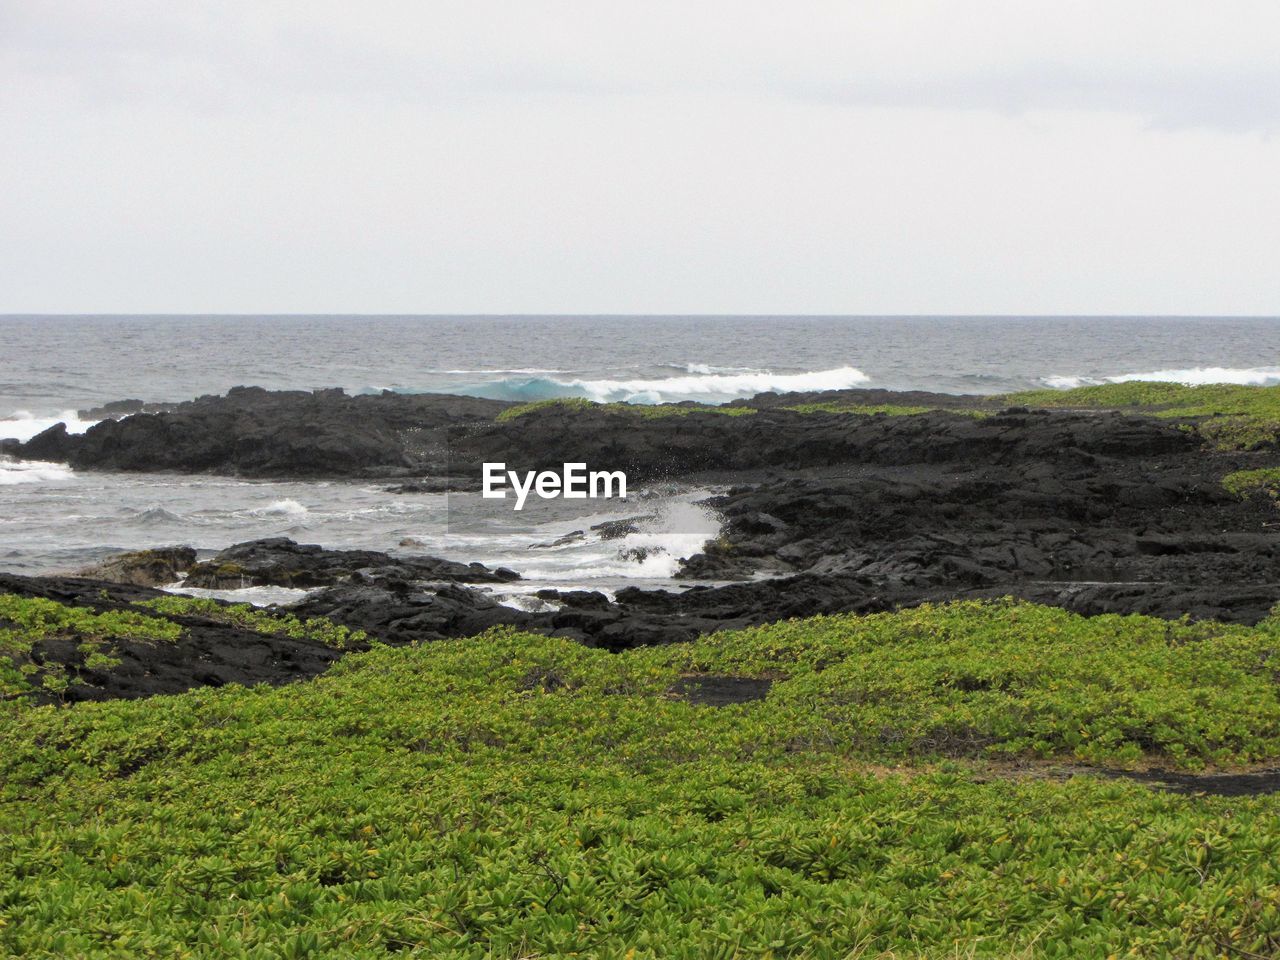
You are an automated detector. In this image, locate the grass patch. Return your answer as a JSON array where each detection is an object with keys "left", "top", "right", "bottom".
[
  {"left": 0, "top": 594, "right": 181, "bottom": 702},
  {"left": 1222, "top": 467, "right": 1280, "bottom": 501},
  {"left": 496, "top": 397, "right": 756, "bottom": 422},
  {"left": 135, "top": 596, "right": 368, "bottom": 649},
  {"left": 5, "top": 601, "right": 1280, "bottom": 955},
  {"left": 1005, "top": 382, "right": 1280, "bottom": 450}
]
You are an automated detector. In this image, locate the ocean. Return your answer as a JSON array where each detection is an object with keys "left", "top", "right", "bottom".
[{"left": 3, "top": 315, "right": 1278, "bottom": 594}]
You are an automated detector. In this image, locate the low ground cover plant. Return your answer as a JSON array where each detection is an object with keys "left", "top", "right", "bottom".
[
  {"left": 135, "top": 595, "right": 367, "bottom": 649},
  {"left": 1006, "top": 382, "right": 1280, "bottom": 450},
  {"left": 0, "top": 595, "right": 180, "bottom": 701},
  {"left": 1222, "top": 466, "right": 1280, "bottom": 502},
  {"left": 4, "top": 600, "right": 1280, "bottom": 956},
  {"left": 496, "top": 384, "right": 1280, "bottom": 450}
]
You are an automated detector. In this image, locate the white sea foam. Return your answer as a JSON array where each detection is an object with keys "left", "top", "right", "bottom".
[
  {"left": 0, "top": 409, "right": 98, "bottom": 443},
  {"left": 492, "top": 592, "right": 563, "bottom": 614},
  {"left": 559, "top": 365, "right": 870, "bottom": 404},
  {"left": 251, "top": 498, "right": 309, "bottom": 516},
  {"left": 360, "top": 365, "right": 869, "bottom": 404},
  {"left": 616, "top": 501, "right": 724, "bottom": 577},
  {"left": 669, "top": 362, "right": 766, "bottom": 375},
  {"left": 0, "top": 457, "right": 76, "bottom": 486},
  {"left": 1107, "top": 366, "right": 1280, "bottom": 386},
  {"left": 161, "top": 583, "right": 316, "bottom": 606},
  {"left": 1041, "top": 367, "right": 1280, "bottom": 390},
  {"left": 514, "top": 500, "right": 723, "bottom": 580},
  {"left": 1040, "top": 375, "right": 1100, "bottom": 390}
]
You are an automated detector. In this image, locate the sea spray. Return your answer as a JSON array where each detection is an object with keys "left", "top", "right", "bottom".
[
  {"left": 1042, "top": 366, "right": 1280, "bottom": 389},
  {"left": 0, "top": 409, "right": 98, "bottom": 443}
]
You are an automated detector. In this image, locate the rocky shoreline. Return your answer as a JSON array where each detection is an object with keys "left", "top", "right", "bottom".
[{"left": 3, "top": 385, "right": 1278, "bottom": 702}]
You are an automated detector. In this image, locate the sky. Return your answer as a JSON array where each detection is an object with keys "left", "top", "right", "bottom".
[{"left": 2, "top": 1, "right": 1279, "bottom": 315}]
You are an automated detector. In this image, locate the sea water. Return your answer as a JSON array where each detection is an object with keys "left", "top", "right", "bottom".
[{"left": 2, "top": 315, "right": 1277, "bottom": 596}]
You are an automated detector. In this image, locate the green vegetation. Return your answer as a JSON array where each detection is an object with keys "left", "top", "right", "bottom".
[
  {"left": 1005, "top": 382, "right": 1280, "bottom": 450},
  {"left": 135, "top": 596, "right": 368, "bottom": 649},
  {"left": 494, "top": 384, "right": 1280, "bottom": 449},
  {"left": 6, "top": 601, "right": 1280, "bottom": 956},
  {"left": 0, "top": 594, "right": 368, "bottom": 703},
  {"left": 496, "top": 398, "right": 756, "bottom": 422},
  {"left": 1222, "top": 467, "right": 1280, "bottom": 501},
  {"left": 494, "top": 384, "right": 1280, "bottom": 448},
  {"left": 0, "top": 594, "right": 180, "bottom": 701}
]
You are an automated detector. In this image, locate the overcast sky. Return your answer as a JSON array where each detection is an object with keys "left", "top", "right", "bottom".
[{"left": 2, "top": 1, "right": 1279, "bottom": 315}]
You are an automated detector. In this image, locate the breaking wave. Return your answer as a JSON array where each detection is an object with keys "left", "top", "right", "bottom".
[
  {"left": 459, "top": 365, "right": 871, "bottom": 404},
  {"left": 515, "top": 499, "right": 724, "bottom": 580},
  {"left": 162, "top": 583, "right": 316, "bottom": 607},
  {"left": 250, "top": 498, "right": 309, "bottom": 517},
  {"left": 0, "top": 409, "right": 98, "bottom": 443},
  {"left": 1042, "top": 367, "right": 1280, "bottom": 390},
  {"left": 0, "top": 457, "right": 75, "bottom": 486}
]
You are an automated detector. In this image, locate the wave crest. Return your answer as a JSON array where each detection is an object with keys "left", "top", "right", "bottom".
[
  {"left": 251, "top": 499, "right": 309, "bottom": 517},
  {"left": 1041, "top": 367, "right": 1280, "bottom": 390},
  {"left": 464, "top": 365, "right": 870, "bottom": 404},
  {"left": 0, "top": 457, "right": 75, "bottom": 486},
  {"left": 0, "top": 409, "right": 99, "bottom": 443}
]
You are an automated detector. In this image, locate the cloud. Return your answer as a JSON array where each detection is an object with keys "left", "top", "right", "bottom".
[
  {"left": 789, "top": 64, "right": 1280, "bottom": 133},
  {"left": 1, "top": 1, "right": 1278, "bottom": 313},
  {"left": 4, "top": 1, "right": 1278, "bottom": 128}
]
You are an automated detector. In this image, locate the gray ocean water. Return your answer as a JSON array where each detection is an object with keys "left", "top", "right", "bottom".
[
  {"left": 3, "top": 315, "right": 1279, "bottom": 416},
  {"left": 2, "top": 315, "right": 1278, "bottom": 591}
]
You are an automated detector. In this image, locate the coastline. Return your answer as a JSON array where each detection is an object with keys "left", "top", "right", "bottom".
[{"left": 2, "top": 382, "right": 1277, "bottom": 704}]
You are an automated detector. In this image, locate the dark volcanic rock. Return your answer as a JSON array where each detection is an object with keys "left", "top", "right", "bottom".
[
  {"left": 592, "top": 516, "right": 656, "bottom": 539},
  {"left": 442, "top": 404, "right": 1204, "bottom": 493},
  {"left": 76, "top": 546, "right": 198, "bottom": 587},
  {"left": 77, "top": 399, "right": 181, "bottom": 420},
  {"left": 1106, "top": 766, "right": 1280, "bottom": 797},
  {"left": 385, "top": 476, "right": 479, "bottom": 493},
  {"left": 3, "top": 387, "right": 510, "bottom": 478},
  {"left": 184, "top": 537, "right": 520, "bottom": 589},
  {"left": 669, "top": 675, "right": 774, "bottom": 706},
  {"left": 0, "top": 385, "right": 1193, "bottom": 483},
  {"left": 0, "top": 572, "right": 346, "bottom": 703},
  {"left": 291, "top": 577, "right": 530, "bottom": 645},
  {"left": 4, "top": 385, "right": 1279, "bottom": 704},
  {"left": 12, "top": 423, "right": 77, "bottom": 462},
  {"left": 668, "top": 411, "right": 1280, "bottom": 626}
]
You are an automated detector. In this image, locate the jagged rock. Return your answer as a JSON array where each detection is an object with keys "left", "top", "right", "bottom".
[
  {"left": 592, "top": 516, "right": 656, "bottom": 539},
  {"left": 75, "top": 546, "right": 197, "bottom": 587},
  {"left": 184, "top": 537, "right": 520, "bottom": 589},
  {"left": 0, "top": 572, "right": 346, "bottom": 703},
  {"left": 3, "top": 387, "right": 509, "bottom": 478},
  {"left": 13, "top": 423, "right": 76, "bottom": 462}
]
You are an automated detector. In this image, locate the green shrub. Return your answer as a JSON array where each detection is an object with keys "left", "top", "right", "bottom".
[
  {"left": 0, "top": 594, "right": 179, "bottom": 702},
  {"left": 5, "top": 601, "right": 1280, "bottom": 956},
  {"left": 1005, "top": 382, "right": 1280, "bottom": 450},
  {"left": 134, "top": 596, "right": 367, "bottom": 649},
  {"left": 1222, "top": 467, "right": 1280, "bottom": 501}
]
